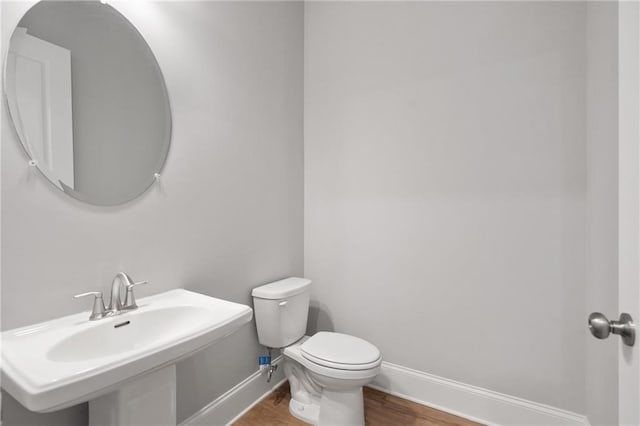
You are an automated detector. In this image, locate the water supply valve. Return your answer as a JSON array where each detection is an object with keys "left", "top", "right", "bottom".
[{"left": 259, "top": 350, "right": 277, "bottom": 382}]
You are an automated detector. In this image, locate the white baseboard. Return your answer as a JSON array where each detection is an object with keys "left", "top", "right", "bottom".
[
  {"left": 181, "top": 357, "right": 590, "bottom": 426},
  {"left": 370, "top": 361, "right": 590, "bottom": 426},
  {"left": 180, "top": 356, "right": 286, "bottom": 426}
]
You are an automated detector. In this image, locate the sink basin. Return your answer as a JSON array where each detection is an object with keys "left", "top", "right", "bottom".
[
  {"left": 1, "top": 289, "right": 253, "bottom": 413},
  {"left": 47, "top": 306, "right": 215, "bottom": 363}
]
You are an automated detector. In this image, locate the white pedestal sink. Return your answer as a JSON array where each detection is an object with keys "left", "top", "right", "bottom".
[{"left": 1, "top": 289, "right": 253, "bottom": 425}]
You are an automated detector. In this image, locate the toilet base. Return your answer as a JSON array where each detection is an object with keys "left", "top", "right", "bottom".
[
  {"left": 289, "top": 398, "right": 320, "bottom": 424},
  {"left": 318, "top": 387, "right": 365, "bottom": 426},
  {"left": 289, "top": 386, "right": 365, "bottom": 426}
]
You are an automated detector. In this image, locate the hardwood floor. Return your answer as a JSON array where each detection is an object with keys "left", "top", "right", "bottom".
[{"left": 233, "top": 382, "right": 482, "bottom": 426}]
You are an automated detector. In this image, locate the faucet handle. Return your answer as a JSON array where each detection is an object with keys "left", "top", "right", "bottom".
[
  {"left": 74, "top": 291, "right": 107, "bottom": 321},
  {"left": 123, "top": 281, "right": 148, "bottom": 310}
]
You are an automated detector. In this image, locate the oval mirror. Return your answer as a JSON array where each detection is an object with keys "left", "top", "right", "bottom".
[{"left": 4, "top": 1, "right": 171, "bottom": 206}]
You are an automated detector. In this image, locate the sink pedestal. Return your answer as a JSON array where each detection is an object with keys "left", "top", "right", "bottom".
[{"left": 89, "top": 365, "right": 176, "bottom": 426}]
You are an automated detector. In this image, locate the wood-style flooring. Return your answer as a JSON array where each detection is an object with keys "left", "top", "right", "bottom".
[{"left": 233, "top": 382, "right": 483, "bottom": 426}]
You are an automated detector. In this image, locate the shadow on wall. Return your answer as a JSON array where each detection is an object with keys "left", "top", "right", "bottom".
[{"left": 307, "top": 300, "right": 335, "bottom": 335}]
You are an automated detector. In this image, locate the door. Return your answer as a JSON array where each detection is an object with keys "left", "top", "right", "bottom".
[
  {"left": 587, "top": 2, "right": 640, "bottom": 425},
  {"left": 5, "top": 27, "right": 74, "bottom": 189},
  {"left": 617, "top": 2, "right": 640, "bottom": 424}
]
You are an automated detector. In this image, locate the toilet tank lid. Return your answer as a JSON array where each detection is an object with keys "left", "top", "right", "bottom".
[{"left": 252, "top": 277, "right": 311, "bottom": 300}]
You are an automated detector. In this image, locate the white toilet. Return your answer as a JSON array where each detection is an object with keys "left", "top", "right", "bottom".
[{"left": 252, "top": 277, "right": 382, "bottom": 426}]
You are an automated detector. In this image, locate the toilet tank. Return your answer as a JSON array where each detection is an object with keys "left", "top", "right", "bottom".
[{"left": 252, "top": 277, "right": 311, "bottom": 348}]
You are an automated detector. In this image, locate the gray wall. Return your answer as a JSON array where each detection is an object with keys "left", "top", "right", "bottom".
[
  {"left": 304, "top": 1, "right": 587, "bottom": 413},
  {"left": 19, "top": 1, "right": 171, "bottom": 205},
  {"left": 1, "top": 1, "right": 303, "bottom": 424},
  {"left": 585, "top": 3, "right": 618, "bottom": 425},
  {"left": 0, "top": 1, "right": 624, "bottom": 424}
]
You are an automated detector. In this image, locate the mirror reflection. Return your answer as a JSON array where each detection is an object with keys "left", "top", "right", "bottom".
[{"left": 5, "top": 1, "right": 171, "bottom": 206}]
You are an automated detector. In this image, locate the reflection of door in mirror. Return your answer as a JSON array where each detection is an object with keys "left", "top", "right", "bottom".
[{"left": 7, "top": 27, "right": 74, "bottom": 189}]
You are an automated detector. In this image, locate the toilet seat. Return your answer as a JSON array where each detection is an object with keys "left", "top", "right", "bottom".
[
  {"left": 300, "top": 332, "right": 381, "bottom": 371},
  {"left": 284, "top": 336, "right": 381, "bottom": 382}
]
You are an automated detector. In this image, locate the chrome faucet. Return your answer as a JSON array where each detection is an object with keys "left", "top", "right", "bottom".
[
  {"left": 109, "top": 272, "right": 131, "bottom": 313},
  {"left": 74, "top": 272, "right": 148, "bottom": 320}
]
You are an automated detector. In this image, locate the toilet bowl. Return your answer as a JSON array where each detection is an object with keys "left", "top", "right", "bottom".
[
  {"left": 284, "top": 334, "right": 381, "bottom": 424},
  {"left": 252, "top": 278, "right": 382, "bottom": 425}
]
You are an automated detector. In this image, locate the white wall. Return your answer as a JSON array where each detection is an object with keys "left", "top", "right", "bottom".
[
  {"left": 1, "top": 1, "right": 303, "bottom": 425},
  {"left": 585, "top": 2, "right": 618, "bottom": 425},
  {"left": 304, "top": 1, "right": 587, "bottom": 413}
]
